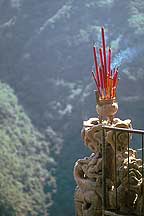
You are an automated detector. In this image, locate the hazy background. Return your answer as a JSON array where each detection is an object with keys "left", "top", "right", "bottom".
[{"left": 0, "top": 0, "right": 144, "bottom": 215}]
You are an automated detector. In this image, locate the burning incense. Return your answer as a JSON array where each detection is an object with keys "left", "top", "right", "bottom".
[{"left": 91, "top": 27, "right": 119, "bottom": 100}]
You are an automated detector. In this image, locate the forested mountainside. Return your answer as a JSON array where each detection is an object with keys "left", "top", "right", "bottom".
[
  {"left": 0, "top": 0, "right": 144, "bottom": 215},
  {"left": 0, "top": 82, "right": 56, "bottom": 215}
]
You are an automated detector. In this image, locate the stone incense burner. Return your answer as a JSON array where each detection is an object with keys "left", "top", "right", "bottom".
[{"left": 95, "top": 91, "right": 118, "bottom": 124}]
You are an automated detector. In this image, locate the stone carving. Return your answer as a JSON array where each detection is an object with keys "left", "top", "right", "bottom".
[
  {"left": 74, "top": 117, "right": 144, "bottom": 216},
  {"left": 74, "top": 154, "right": 102, "bottom": 216}
]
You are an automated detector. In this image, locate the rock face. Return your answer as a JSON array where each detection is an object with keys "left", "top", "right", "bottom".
[{"left": 74, "top": 117, "right": 144, "bottom": 216}]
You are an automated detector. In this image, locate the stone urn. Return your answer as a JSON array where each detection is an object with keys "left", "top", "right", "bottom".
[{"left": 95, "top": 91, "right": 118, "bottom": 124}]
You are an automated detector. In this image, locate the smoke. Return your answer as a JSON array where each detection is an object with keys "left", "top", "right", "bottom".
[
  {"left": 112, "top": 47, "right": 138, "bottom": 69},
  {"left": 94, "top": 42, "right": 140, "bottom": 70}
]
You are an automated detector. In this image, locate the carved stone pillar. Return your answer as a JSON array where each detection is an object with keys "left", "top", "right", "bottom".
[{"left": 74, "top": 118, "right": 143, "bottom": 216}]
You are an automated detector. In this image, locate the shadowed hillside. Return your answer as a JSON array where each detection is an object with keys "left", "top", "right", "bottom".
[{"left": 0, "top": 82, "right": 56, "bottom": 215}]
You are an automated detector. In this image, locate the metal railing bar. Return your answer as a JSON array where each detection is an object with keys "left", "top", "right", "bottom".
[
  {"left": 104, "top": 210, "right": 129, "bottom": 216},
  {"left": 101, "top": 125, "right": 144, "bottom": 216},
  {"left": 142, "top": 134, "right": 144, "bottom": 215},
  {"left": 114, "top": 131, "right": 118, "bottom": 210},
  {"left": 142, "top": 134, "right": 144, "bottom": 178},
  {"left": 135, "top": 148, "right": 144, "bottom": 151},
  {"left": 127, "top": 132, "right": 130, "bottom": 211},
  {"left": 102, "top": 128, "right": 106, "bottom": 215},
  {"left": 102, "top": 126, "right": 144, "bottom": 134}
]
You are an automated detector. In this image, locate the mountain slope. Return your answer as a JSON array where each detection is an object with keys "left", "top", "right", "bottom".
[
  {"left": 0, "top": 1, "right": 144, "bottom": 215},
  {"left": 0, "top": 81, "right": 56, "bottom": 215}
]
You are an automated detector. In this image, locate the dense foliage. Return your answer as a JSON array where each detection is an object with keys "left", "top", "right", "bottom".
[{"left": 0, "top": 82, "right": 56, "bottom": 215}]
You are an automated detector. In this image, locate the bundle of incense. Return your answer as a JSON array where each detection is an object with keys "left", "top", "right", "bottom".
[{"left": 92, "top": 27, "right": 119, "bottom": 100}]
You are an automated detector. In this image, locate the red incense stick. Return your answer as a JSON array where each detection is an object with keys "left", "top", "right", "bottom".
[
  {"left": 99, "top": 66, "right": 104, "bottom": 90},
  {"left": 101, "top": 27, "right": 107, "bottom": 78},
  {"left": 113, "top": 69, "right": 118, "bottom": 88},
  {"left": 91, "top": 27, "right": 119, "bottom": 100},
  {"left": 99, "top": 48, "right": 104, "bottom": 67},
  {"left": 93, "top": 46, "right": 100, "bottom": 87},
  {"left": 91, "top": 70, "right": 101, "bottom": 96},
  {"left": 108, "top": 48, "right": 111, "bottom": 77},
  {"left": 99, "top": 48, "right": 106, "bottom": 91}
]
